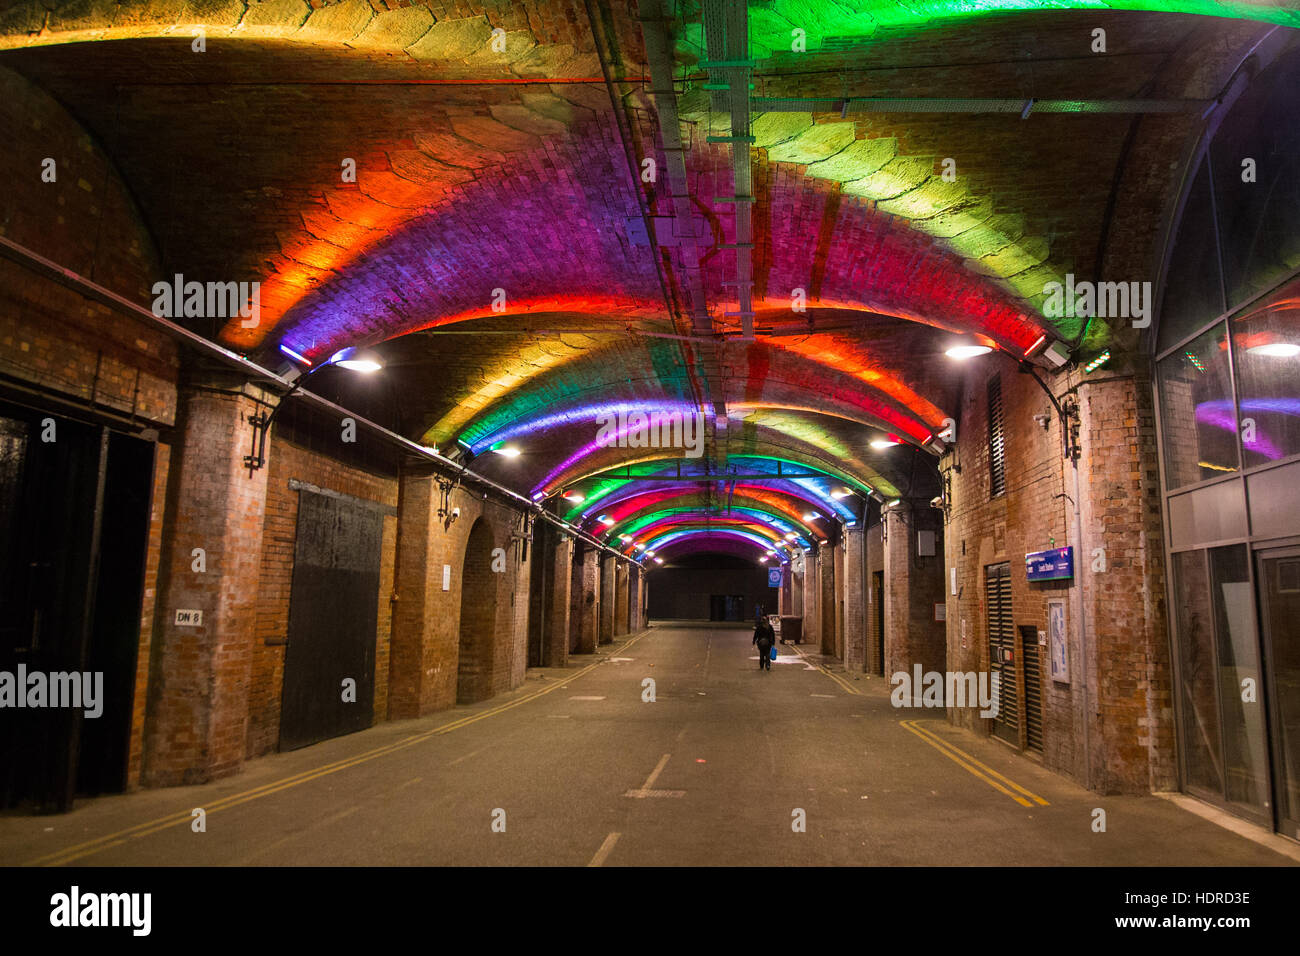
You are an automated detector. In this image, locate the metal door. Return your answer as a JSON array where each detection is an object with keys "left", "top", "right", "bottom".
[
  {"left": 985, "top": 563, "right": 1018, "bottom": 744},
  {"left": 1019, "top": 624, "right": 1044, "bottom": 752},
  {"left": 1256, "top": 546, "right": 1300, "bottom": 839},
  {"left": 279, "top": 490, "right": 382, "bottom": 751}
]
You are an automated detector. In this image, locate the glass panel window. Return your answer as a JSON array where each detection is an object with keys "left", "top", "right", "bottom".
[
  {"left": 1158, "top": 322, "right": 1238, "bottom": 489},
  {"left": 1157, "top": 159, "right": 1225, "bottom": 352},
  {"left": 1209, "top": 545, "right": 1269, "bottom": 813},
  {"left": 1230, "top": 275, "right": 1300, "bottom": 468},
  {"left": 1210, "top": 50, "right": 1300, "bottom": 307},
  {"left": 1173, "top": 549, "right": 1222, "bottom": 796}
]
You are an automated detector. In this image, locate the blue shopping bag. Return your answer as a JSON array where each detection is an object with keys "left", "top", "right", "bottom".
[{"left": 769, "top": 645, "right": 777, "bottom": 661}]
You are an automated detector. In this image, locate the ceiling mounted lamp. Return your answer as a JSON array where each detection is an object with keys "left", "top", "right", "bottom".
[
  {"left": 562, "top": 489, "right": 585, "bottom": 503},
  {"left": 633, "top": 543, "right": 645, "bottom": 551},
  {"left": 945, "top": 341, "right": 993, "bottom": 360},
  {"left": 619, "top": 534, "right": 631, "bottom": 542},
  {"left": 491, "top": 444, "right": 521, "bottom": 458},
  {"left": 598, "top": 515, "right": 616, "bottom": 526},
  {"left": 886, "top": 499, "right": 902, "bottom": 509},
  {"left": 784, "top": 532, "right": 797, "bottom": 541},
  {"left": 328, "top": 346, "right": 384, "bottom": 373},
  {"left": 830, "top": 487, "right": 853, "bottom": 498},
  {"left": 803, "top": 511, "right": 821, "bottom": 522},
  {"left": 759, "top": 556, "right": 769, "bottom": 563},
  {"left": 645, "top": 549, "right": 656, "bottom": 557},
  {"left": 1248, "top": 342, "right": 1300, "bottom": 358},
  {"left": 869, "top": 436, "right": 902, "bottom": 450},
  {"left": 654, "top": 557, "right": 664, "bottom": 564}
]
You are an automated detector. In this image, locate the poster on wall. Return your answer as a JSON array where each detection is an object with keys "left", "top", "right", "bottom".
[{"left": 1048, "top": 599, "right": 1068, "bottom": 683}]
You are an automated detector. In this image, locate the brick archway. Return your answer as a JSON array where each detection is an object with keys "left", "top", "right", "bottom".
[{"left": 457, "top": 516, "right": 496, "bottom": 704}]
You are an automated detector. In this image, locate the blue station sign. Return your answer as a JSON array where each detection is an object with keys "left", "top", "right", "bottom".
[{"left": 1026, "top": 546, "right": 1074, "bottom": 582}]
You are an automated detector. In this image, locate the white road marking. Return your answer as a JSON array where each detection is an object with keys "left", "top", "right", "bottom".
[
  {"left": 811, "top": 693, "right": 835, "bottom": 698},
  {"left": 547, "top": 714, "right": 571, "bottom": 719},
  {"left": 588, "top": 832, "right": 621, "bottom": 867},
  {"left": 569, "top": 695, "right": 606, "bottom": 700},
  {"left": 622, "top": 789, "right": 686, "bottom": 798},
  {"left": 641, "top": 753, "right": 671, "bottom": 790}
]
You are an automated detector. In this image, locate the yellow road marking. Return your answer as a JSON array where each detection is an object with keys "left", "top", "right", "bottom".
[
  {"left": 899, "top": 719, "right": 1050, "bottom": 808},
  {"left": 29, "top": 631, "right": 649, "bottom": 866},
  {"left": 788, "top": 644, "right": 860, "bottom": 695}
]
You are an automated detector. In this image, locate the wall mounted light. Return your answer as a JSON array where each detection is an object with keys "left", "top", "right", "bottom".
[{"left": 945, "top": 343, "right": 993, "bottom": 360}]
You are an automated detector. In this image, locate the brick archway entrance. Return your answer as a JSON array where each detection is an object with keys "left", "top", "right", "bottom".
[{"left": 457, "top": 518, "right": 496, "bottom": 705}]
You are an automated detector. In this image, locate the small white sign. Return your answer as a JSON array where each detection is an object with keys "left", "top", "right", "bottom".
[
  {"left": 950, "top": 566, "right": 957, "bottom": 596},
  {"left": 442, "top": 564, "right": 451, "bottom": 591},
  {"left": 175, "top": 609, "right": 203, "bottom": 626}
]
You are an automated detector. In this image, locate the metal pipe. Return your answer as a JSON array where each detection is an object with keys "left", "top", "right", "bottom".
[{"left": 0, "top": 234, "right": 642, "bottom": 569}]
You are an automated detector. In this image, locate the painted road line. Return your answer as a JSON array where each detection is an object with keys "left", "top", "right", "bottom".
[
  {"left": 642, "top": 754, "right": 671, "bottom": 790},
  {"left": 907, "top": 719, "right": 1050, "bottom": 806},
  {"left": 30, "top": 629, "right": 653, "bottom": 866},
  {"left": 900, "top": 720, "right": 1030, "bottom": 807},
  {"left": 588, "top": 832, "right": 621, "bottom": 866},
  {"left": 569, "top": 696, "right": 606, "bottom": 700},
  {"left": 789, "top": 644, "right": 860, "bottom": 695}
]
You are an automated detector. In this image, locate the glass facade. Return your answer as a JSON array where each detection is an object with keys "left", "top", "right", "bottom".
[{"left": 1155, "top": 46, "right": 1300, "bottom": 839}]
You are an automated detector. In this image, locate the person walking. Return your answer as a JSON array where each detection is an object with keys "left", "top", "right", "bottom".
[{"left": 753, "top": 606, "right": 775, "bottom": 671}]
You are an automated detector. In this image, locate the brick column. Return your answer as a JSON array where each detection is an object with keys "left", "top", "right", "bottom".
[
  {"left": 843, "top": 526, "right": 866, "bottom": 672},
  {"left": 143, "top": 375, "right": 271, "bottom": 786},
  {"left": 883, "top": 502, "right": 945, "bottom": 679},
  {"left": 599, "top": 554, "right": 615, "bottom": 644},
  {"left": 613, "top": 561, "right": 629, "bottom": 636},
  {"left": 546, "top": 530, "right": 573, "bottom": 667},
  {"left": 819, "top": 544, "right": 836, "bottom": 655},
  {"left": 577, "top": 546, "right": 600, "bottom": 653},
  {"left": 802, "top": 548, "right": 818, "bottom": 644},
  {"left": 629, "top": 564, "right": 644, "bottom": 631},
  {"left": 389, "top": 471, "right": 436, "bottom": 719}
]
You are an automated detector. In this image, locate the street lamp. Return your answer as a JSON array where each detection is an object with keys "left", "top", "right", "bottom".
[{"left": 244, "top": 346, "right": 385, "bottom": 474}]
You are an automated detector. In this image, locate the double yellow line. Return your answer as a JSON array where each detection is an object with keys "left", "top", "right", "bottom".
[
  {"left": 26, "top": 632, "right": 648, "bottom": 866},
  {"left": 900, "top": 719, "right": 1049, "bottom": 808},
  {"left": 788, "top": 643, "right": 861, "bottom": 696}
]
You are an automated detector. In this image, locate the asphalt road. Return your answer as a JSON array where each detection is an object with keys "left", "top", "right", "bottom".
[{"left": 1, "top": 622, "right": 1294, "bottom": 866}]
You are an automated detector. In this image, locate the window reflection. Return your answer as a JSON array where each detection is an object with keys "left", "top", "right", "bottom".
[
  {"left": 1231, "top": 276, "right": 1300, "bottom": 468},
  {"left": 1158, "top": 323, "right": 1238, "bottom": 489}
]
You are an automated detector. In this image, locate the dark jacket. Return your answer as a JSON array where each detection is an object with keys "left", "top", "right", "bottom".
[{"left": 753, "top": 621, "right": 775, "bottom": 647}]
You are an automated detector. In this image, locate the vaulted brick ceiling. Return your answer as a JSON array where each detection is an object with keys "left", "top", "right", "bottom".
[{"left": 2, "top": 0, "right": 1294, "bottom": 561}]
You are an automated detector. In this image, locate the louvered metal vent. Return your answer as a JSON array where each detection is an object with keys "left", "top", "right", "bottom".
[{"left": 988, "top": 375, "right": 1006, "bottom": 499}]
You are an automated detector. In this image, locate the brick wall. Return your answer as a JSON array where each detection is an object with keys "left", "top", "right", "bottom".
[{"left": 247, "top": 433, "right": 399, "bottom": 758}]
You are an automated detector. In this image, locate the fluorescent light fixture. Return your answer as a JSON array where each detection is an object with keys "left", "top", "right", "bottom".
[
  {"left": 492, "top": 444, "right": 521, "bottom": 458},
  {"left": 1249, "top": 343, "right": 1300, "bottom": 358},
  {"left": 619, "top": 534, "right": 632, "bottom": 542},
  {"left": 645, "top": 550, "right": 656, "bottom": 557},
  {"left": 1083, "top": 350, "right": 1112, "bottom": 374},
  {"left": 802, "top": 512, "right": 820, "bottom": 522},
  {"left": 1024, "top": 333, "right": 1047, "bottom": 357},
  {"left": 846, "top": 519, "right": 857, "bottom": 527},
  {"left": 765, "top": 550, "right": 776, "bottom": 556},
  {"left": 759, "top": 556, "right": 768, "bottom": 563},
  {"left": 328, "top": 347, "right": 383, "bottom": 373},
  {"left": 784, "top": 532, "right": 797, "bottom": 541},
  {"left": 654, "top": 557, "right": 663, "bottom": 564},
  {"left": 562, "top": 489, "right": 585, "bottom": 503},
  {"left": 869, "top": 436, "right": 902, "bottom": 450},
  {"left": 633, "top": 543, "right": 645, "bottom": 551},
  {"left": 830, "top": 487, "right": 852, "bottom": 499},
  {"left": 598, "top": 515, "right": 616, "bottom": 526},
  {"left": 887, "top": 499, "right": 901, "bottom": 509},
  {"left": 279, "top": 344, "right": 312, "bottom": 366},
  {"left": 945, "top": 344, "right": 992, "bottom": 360}
]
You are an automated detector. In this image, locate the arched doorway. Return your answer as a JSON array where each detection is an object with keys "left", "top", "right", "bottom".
[{"left": 457, "top": 517, "right": 496, "bottom": 704}]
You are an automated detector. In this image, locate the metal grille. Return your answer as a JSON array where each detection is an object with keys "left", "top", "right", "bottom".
[
  {"left": 986, "top": 563, "right": 1017, "bottom": 744},
  {"left": 1020, "top": 625, "right": 1044, "bottom": 753},
  {"left": 988, "top": 375, "right": 1006, "bottom": 498}
]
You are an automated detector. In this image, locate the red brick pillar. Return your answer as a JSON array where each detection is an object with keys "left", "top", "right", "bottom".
[
  {"left": 143, "top": 375, "right": 271, "bottom": 786},
  {"left": 599, "top": 554, "right": 615, "bottom": 644},
  {"left": 883, "top": 502, "right": 945, "bottom": 679},
  {"left": 843, "top": 526, "right": 866, "bottom": 672},
  {"left": 577, "top": 546, "right": 600, "bottom": 653},
  {"left": 802, "top": 548, "right": 818, "bottom": 644},
  {"left": 819, "top": 545, "right": 836, "bottom": 655},
  {"left": 629, "top": 564, "right": 644, "bottom": 631},
  {"left": 613, "top": 561, "right": 629, "bottom": 636},
  {"left": 546, "top": 531, "right": 573, "bottom": 666}
]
